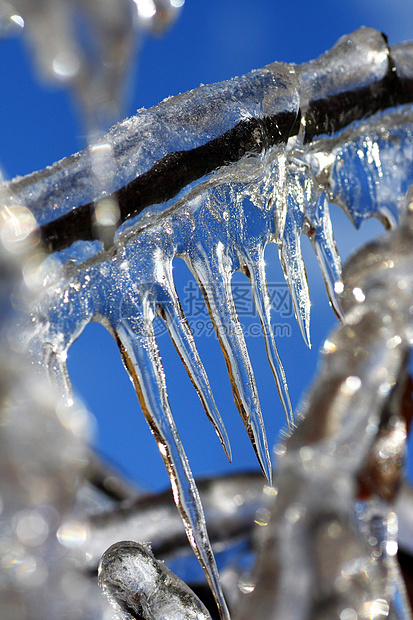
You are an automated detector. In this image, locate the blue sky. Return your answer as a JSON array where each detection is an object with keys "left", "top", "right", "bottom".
[{"left": 0, "top": 1, "right": 412, "bottom": 491}]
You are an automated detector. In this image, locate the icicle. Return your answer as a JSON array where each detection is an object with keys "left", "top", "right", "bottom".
[
  {"left": 155, "top": 254, "right": 232, "bottom": 460},
  {"left": 235, "top": 188, "right": 413, "bottom": 620},
  {"left": 219, "top": 166, "right": 295, "bottom": 427},
  {"left": 114, "top": 299, "right": 230, "bottom": 619},
  {"left": 328, "top": 122, "right": 413, "bottom": 230},
  {"left": 245, "top": 251, "right": 294, "bottom": 428},
  {"left": 186, "top": 238, "right": 272, "bottom": 483},
  {"left": 278, "top": 168, "right": 312, "bottom": 348},
  {"left": 305, "top": 193, "right": 344, "bottom": 319}
]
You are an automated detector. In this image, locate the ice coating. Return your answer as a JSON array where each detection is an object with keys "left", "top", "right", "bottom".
[
  {"left": 296, "top": 28, "right": 390, "bottom": 143},
  {"left": 99, "top": 541, "right": 212, "bottom": 619},
  {"left": 4, "top": 27, "right": 413, "bottom": 618},
  {"left": 8, "top": 62, "right": 299, "bottom": 236}
]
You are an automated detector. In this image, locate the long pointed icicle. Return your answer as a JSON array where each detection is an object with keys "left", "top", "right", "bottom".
[
  {"left": 278, "top": 183, "right": 312, "bottom": 348},
  {"left": 115, "top": 304, "right": 230, "bottom": 620},
  {"left": 157, "top": 259, "right": 232, "bottom": 461},
  {"left": 246, "top": 252, "right": 294, "bottom": 428},
  {"left": 306, "top": 193, "right": 344, "bottom": 319},
  {"left": 186, "top": 244, "right": 272, "bottom": 483}
]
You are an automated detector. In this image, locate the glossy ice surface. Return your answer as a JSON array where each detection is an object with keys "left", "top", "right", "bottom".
[{"left": 99, "top": 541, "right": 212, "bottom": 619}]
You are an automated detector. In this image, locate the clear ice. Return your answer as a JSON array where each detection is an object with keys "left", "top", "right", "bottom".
[
  {"left": 1, "top": 18, "right": 413, "bottom": 620},
  {"left": 99, "top": 541, "right": 212, "bottom": 619}
]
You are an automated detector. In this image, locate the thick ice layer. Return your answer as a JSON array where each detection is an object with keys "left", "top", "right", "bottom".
[{"left": 5, "top": 28, "right": 413, "bottom": 618}]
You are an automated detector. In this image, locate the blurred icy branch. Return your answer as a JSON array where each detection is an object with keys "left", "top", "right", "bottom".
[{"left": 0, "top": 0, "right": 183, "bottom": 132}]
